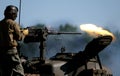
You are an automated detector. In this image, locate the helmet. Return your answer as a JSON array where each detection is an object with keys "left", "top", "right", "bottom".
[{"left": 4, "top": 5, "right": 18, "bottom": 17}]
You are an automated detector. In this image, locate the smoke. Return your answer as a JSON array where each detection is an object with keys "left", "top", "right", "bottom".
[
  {"left": 20, "top": 42, "right": 40, "bottom": 59},
  {"left": 46, "top": 34, "right": 87, "bottom": 58}
]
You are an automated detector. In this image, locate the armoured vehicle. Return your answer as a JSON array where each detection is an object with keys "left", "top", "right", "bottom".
[{"left": 22, "top": 27, "right": 113, "bottom": 76}]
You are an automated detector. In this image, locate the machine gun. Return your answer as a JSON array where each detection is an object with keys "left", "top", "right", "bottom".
[
  {"left": 24, "top": 27, "right": 82, "bottom": 42},
  {"left": 24, "top": 27, "right": 82, "bottom": 63}
]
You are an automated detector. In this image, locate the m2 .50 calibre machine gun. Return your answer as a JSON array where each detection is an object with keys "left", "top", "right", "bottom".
[{"left": 23, "top": 27, "right": 113, "bottom": 76}]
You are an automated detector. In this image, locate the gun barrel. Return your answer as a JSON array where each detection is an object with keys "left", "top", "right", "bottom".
[{"left": 48, "top": 32, "right": 82, "bottom": 35}]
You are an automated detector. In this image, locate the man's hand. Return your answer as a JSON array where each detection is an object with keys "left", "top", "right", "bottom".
[{"left": 22, "top": 29, "right": 29, "bottom": 36}]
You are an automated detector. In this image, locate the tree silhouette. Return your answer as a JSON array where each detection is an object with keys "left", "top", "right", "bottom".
[{"left": 59, "top": 23, "right": 77, "bottom": 32}]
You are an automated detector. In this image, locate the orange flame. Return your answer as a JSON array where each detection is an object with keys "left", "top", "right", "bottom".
[{"left": 80, "top": 24, "right": 115, "bottom": 41}]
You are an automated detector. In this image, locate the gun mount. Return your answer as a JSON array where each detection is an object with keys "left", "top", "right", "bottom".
[{"left": 23, "top": 27, "right": 113, "bottom": 76}]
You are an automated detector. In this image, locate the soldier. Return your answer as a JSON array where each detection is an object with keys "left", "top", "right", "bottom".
[{"left": 0, "top": 5, "right": 28, "bottom": 76}]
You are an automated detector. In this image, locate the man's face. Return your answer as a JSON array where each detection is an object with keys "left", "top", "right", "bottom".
[
  {"left": 10, "top": 12, "right": 17, "bottom": 20},
  {"left": 5, "top": 6, "right": 18, "bottom": 20},
  {"left": 9, "top": 7, "right": 18, "bottom": 20}
]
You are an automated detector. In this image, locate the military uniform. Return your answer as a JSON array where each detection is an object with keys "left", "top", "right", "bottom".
[{"left": 0, "top": 18, "right": 25, "bottom": 76}]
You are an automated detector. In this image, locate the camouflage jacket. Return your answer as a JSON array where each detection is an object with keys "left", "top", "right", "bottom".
[{"left": 0, "top": 18, "right": 24, "bottom": 48}]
